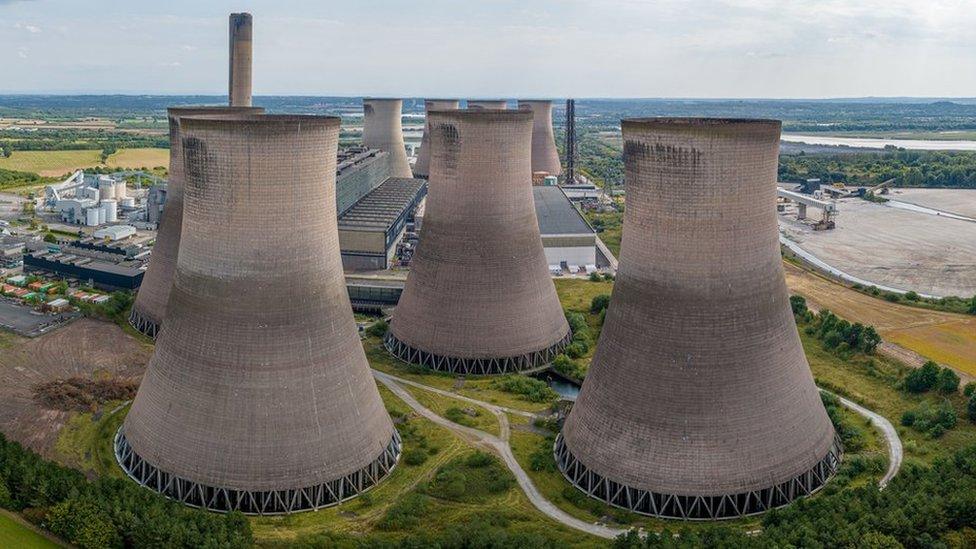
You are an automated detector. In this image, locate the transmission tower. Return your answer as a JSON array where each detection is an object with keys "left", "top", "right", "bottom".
[{"left": 565, "top": 99, "right": 577, "bottom": 185}]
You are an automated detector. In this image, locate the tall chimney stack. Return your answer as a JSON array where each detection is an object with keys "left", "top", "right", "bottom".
[{"left": 228, "top": 13, "right": 253, "bottom": 107}]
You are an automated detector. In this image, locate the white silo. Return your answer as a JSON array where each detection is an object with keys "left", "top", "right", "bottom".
[
  {"left": 86, "top": 207, "right": 100, "bottom": 226},
  {"left": 97, "top": 206, "right": 106, "bottom": 224},
  {"left": 115, "top": 181, "right": 127, "bottom": 199},
  {"left": 98, "top": 176, "right": 116, "bottom": 200},
  {"left": 101, "top": 199, "right": 118, "bottom": 223}
]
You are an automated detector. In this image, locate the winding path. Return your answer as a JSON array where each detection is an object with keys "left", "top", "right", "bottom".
[{"left": 373, "top": 369, "right": 904, "bottom": 540}]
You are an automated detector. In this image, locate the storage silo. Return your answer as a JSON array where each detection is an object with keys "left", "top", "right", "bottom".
[
  {"left": 128, "top": 106, "right": 263, "bottom": 339},
  {"left": 556, "top": 118, "right": 840, "bottom": 520},
  {"left": 116, "top": 115, "right": 400, "bottom": 514},
  {"left": 101, "top": 199, "right": 117, "bottom": 223},
  {"left": 85, "top": 207, "right": 99, "bottom": 227},
  {"left": 385, "top": 109, "right": 571, "bottom": 375}
]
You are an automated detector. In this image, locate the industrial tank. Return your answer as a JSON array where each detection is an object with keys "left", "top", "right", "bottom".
[
  {"left": 556, "top": 118, "right": 840, "bottom": 520},
  {"left": 116, "top": 115, "right": 400, "bottom": 514}
]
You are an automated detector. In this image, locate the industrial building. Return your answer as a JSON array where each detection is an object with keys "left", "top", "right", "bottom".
[
  {"left": 338, "top": 178, "right": 427, "bottom": 270},
  {"left": 23, "top": 246, "right": 145, "bottom": 291},
  {"left": 518, "top": 100, "right": 562, "bottom": 176},
  {"left": 362, "top": 98, "right": 412, "bottom": 178},
  {"left": 533, "top": 186, "right": 597, "bottom": 268},
  {"left": 413, "top": 99, "right": 459, "bottom": 178},
  {"left": 336, "top": 147, "right": 393, "bottom": 215},
  {"left": 116, "top": 115, "right": 399, "bottom": 515},
  {"left": 556, "top": 118, "right": 840, "bottom": 520},
  {"left": 129, "top": 106, "right": 263, "bottom": 339},
  {"left": 386, "top": 110, "right": 571, "bottom": 375},
  {"left": 47, "top": 172, "right": 129, "bottom": 227}
]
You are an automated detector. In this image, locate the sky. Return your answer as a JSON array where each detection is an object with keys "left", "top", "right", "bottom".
[{"left": 1, "top": 0, "right": 975, "bottom": 98}]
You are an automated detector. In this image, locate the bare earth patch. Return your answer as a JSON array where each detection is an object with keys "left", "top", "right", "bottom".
[{"left": 0, "top": 318, "right": 150, "bottom": 458}]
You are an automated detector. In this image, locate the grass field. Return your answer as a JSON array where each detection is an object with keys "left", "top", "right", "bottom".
[
  {"left": 402, "top": 384, "right": 501, "bottom": 437},
  {"left": 54, "top": 402, "right": 129, "bottom": 478},
  {"left": 0, "top": 148, "right": 168, "bottom": 177},
  {"left": 0, "top": 150, "right": 102, "bottom": 177},
  {"left": 105, "top": 148, "right": 168, "bottom": 170},
  {"left": 784, "top": 261, "right": 976, "bottom": 375},
  {"left": 0, "top": 511, "right": 61, "bottom": 549}
]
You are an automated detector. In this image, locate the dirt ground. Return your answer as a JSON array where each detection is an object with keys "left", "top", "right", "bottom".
[
  {"left": 784, "top": 261, "right": 976, "bottom": 376},
  {"left": 0, "top": 318, "right": 150, "bottom": 458},
  {"left": 889, "top": 188, "right": 976, "bottom": 219},
  {"left": 779, "top": 194, "right": 976, "bottom": 297}
]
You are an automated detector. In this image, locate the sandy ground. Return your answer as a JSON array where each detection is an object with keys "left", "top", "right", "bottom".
[
  {"left": 779, "top": 195, "right": 976, "bottom": 297},
  {"left": 0, "top": 318, "right": 150, "bottom": 458},
  {"left": 784, "top": 261, "right": 976, "bottom": 375},
  {"left": 888, "top": 188, "right": 976, "bottom": 219}
]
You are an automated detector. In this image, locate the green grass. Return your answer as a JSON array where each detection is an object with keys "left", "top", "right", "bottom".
[
  {"left": 364, "top": 336, "right": 554, "bottom": 413},
  {"left": 402, "top": 384, "right": 501, "bottom": 437},
  {"left": 53, "top": 402, "right": 129, "bottom": 478},
  {"left": 584, "top": 210, "right": 622, "bottom": 257},
  {"left": 554, "top": 278, "right": 613, "bottom": 375},
  {"left": 0, "top": 511, "right": 61, "bottom": 549}
]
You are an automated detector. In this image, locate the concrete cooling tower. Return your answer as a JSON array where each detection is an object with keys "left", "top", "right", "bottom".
[
  {"left": 385, "top": 110, "right": 571, "bottom": 375},
  {"left": 362, "top": 98, "right": 412, "bottom": 178},
  {"left": 116, "top": 115, "right": 400, "bottom": 514},
  {"left": 128, "top": 106, "right": 263, "bottom": 339},
  {"left": 466, "top": 100, "right": 508, "bottom": 110},
  {"left": 413, "top": 99, "right": 459, "bottom": 178},
  {"left": 518, "top": 100, "right": 562, "bottom": 175},
  {"left": 556, "top": 118, "right": 840, "bottom": 520},
  {"left": 228, "top": 13, "right": 253, "bottom": 107}
]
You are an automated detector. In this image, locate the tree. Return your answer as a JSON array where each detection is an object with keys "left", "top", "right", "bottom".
[
  {"left": 938, "top": 368, "right": 961, "bottom": 394},
  {"left": 790, "top": 295, "right": 808, "bottom": 315},
  {"left": 43, "top": 233, "right": 57, "bottom": 243},
  {"left": 590, "top": 294, "right": 610, "bottom": 313},
  {"left": 969, "top": 295, "right": 976, "bottom": 315},
  {"left": 905, "top": 361, "right": 940, "bottom": 393},
  {"left": 968, "top": 395, "right": 976, "bottom": 423}
]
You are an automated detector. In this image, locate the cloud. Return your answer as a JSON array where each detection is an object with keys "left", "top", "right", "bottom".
[
  {"left": 16, "top": 46, "right": 27, "bottom": 59},
  {"left": 14, "top": 22, "right": 41, "bottom": 33}
]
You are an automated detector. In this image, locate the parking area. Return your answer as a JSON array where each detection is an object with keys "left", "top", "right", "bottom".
[{"left": 0, "top": 299, "right": 78, "bottom": 337}]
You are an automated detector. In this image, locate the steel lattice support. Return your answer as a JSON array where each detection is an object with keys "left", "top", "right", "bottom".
[
  {"left": 114, "top": 428, "right": 401, "bottom": 515},
  {"left": 553, "top": 433, "right": 842, "bottom": 521},
  {"left": 127, "top": 309, "right": 160, "bottom": 340},
  {"left": 383, "top": 330, "right": 572, "bottom": 376}
]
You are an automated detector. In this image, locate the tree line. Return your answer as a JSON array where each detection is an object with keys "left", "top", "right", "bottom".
[{"left": 780, "top": 149, "right": 976, "bottom": 189}]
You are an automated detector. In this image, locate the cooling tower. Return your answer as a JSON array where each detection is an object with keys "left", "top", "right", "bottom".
[
  {"left": 362, "top": 98, "right": 412, "bottom": 178},
  {"left": 556, "top": 118, "right": 840, "bottom": 520},
  {"left": 518, "top": 100, "right": 562, "bottom": 175},
  {"left": 228, "top": 13, "right": 253, "bottom": 107},
  {"left": 413, "top": 99, "right": 459, "bottom": 178},
  {"left": 385, "top": 110, "right": 571, "bottom": 375},
  {"left": 466, "top": 99, "right": 508, "bottom": 110},
  {"left": 117, "top": 115, "right": 399, "bottom": 514},
  {"left": 128, "top": 106, "right": 262, "bottom": 339}
]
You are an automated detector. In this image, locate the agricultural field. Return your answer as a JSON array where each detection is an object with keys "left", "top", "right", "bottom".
[
  {"left": 784, "top": 261, "right": 976, "bottom": 375},
  {"left": 0, "top": 148, "right": 168, "bottom": 177},
  {"left": 105, "top": 148, "right": 168, "bottom": 170}
]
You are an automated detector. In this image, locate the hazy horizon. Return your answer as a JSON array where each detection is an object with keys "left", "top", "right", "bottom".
[{"left": 2, "top": 0, "right": 975, "bottom": 99}]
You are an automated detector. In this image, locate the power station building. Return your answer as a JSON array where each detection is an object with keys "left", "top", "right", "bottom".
[
  {"left": 518, "top": 100, "right": 562, "bottom": 176},
  {"left": 362, "top": 98, "right": 412, "bottom": 178},
  {"left": 385, "top": 110, "right": 571, "bottom": 375},
  {"left": 129, "top": 106, "right": 262, "bottom": 339},
  {"left": 338, "top": 178, "right": 426, "bottom": 270},
  {"left": 116, "top": 115, "right": 400, "bottom": 514},
  {"left": 413, "top": 99, "right": 459, "bottom": 179},
  {"left": 556, "top": 118, "right": 840, "bottom": 520},
  {"left": 533, "top": 186, "right": 597, "bottom": 268}
]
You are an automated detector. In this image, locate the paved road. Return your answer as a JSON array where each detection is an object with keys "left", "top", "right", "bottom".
[
  {"left": 374, "top": 370, "right": 903, "bottom": 540},
  {"left": 824, "top": 390, "right": 903, "bottom": 488},
  {"left": 372, "top": 370, "right": 627, "bottom": 540}
]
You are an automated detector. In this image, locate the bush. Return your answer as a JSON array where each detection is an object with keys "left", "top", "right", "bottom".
[
  {"left": 552, "top": 353, "right": 585, "bottom": 380},
  {"left": 938, "top": 368, "right": 961, "bottom": 394},
  {"left": 965, "top": 382, "right": 976, "bottom": 397},
  {"left": 378, "top": 493, "right": 428, "bottom": 530},
  {"left": 366, "top": 319, "right": 388, "bottom": 338},
  {"left": 402, "top": 447, "right": 428, "bottom": 466},
  {"left": 905, "top": 291, "right": 920, "bottom": 301},
  {"left": 590, "top": 294, "right": 611, "bottom": 313},
  {"left": 588, "top": 272, "right": 601, "bottom": 282},
  {"left": 490, "top": 375, "right": 557, "bottom": 403},
  {"left": 821, "top": 392, "right": 865, "bottom": 452},
  {"left": 968, "top": 395, "right": 976, "bottom": 422},
  {"left": 565, "top": 342, "right": 587, "bottom": 359},
  {"left": 790, "top": 295, "right": 808, "bottom": 315},
  {"left": 901, "top": 400, "right": 957, "bottom": 437},
  {"left": 905, "top": 361, "right": 941, "bottom": 393},
  {"left": 46, "top": 498, "right": 119, "bottom": 549},
  {"left": 424, "top": 453, "right": 513, "bottom": 503}
]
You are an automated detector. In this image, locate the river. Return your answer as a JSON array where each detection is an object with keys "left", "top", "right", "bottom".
[{"left": 781, "top": 134, "right": 976, "bottom": 151}]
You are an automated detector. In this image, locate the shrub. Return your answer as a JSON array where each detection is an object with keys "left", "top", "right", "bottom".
[
  {"left": 938, "top": 368, "right": 961, "bottom": 394},
  {"left": 378, "top": 493, "right": 428, "bottom": 530},
  {"left": 790, "top": 295, "right": 808, "bottom": 315},
  {"left": 905, "top": 291, "right": 920, "bottom": 301},
  {"left": 968, "top": 395, "right": 976, "bottom": 422},
  {"left": 490, "top": 376, "right": 557, "bottom": 403},
  {"left": 588, "top": 272, "right": 601, "bottom": 282},
  {"left": 565, "top": 342, "right": 587, "bottom": 359},
  {"left": 402, "top": 447, "right": 428, "bottom": 466},
  {"left": 590, "top": 294, "right": 611, "bottom": 313},
  {"left": 905, "top": 361, "right": 940, "bottom": 393},
  {"left": 902, "top": 400, "right": 957, "bottom": 437},
  {"left": 965, "top": 382, "right": 976, "bottom": 397},
  {"left": 366, "top": 319, "right": 388, "bottom": 338}
]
